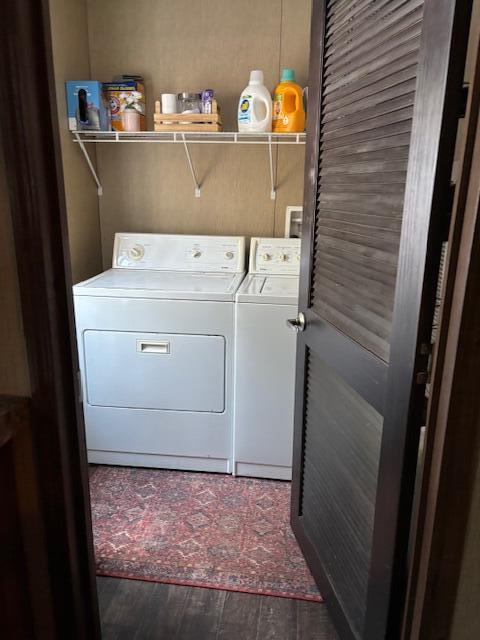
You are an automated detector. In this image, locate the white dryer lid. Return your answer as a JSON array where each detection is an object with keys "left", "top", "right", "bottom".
[
  {"left": 236, "top": 274, "right": 299, "bottom": 305},
  {"left": 73, "top": 269, "right": 246, "bottom": 302}
]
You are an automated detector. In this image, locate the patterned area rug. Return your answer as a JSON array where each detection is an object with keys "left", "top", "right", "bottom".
[{"left": 89, "top": 465, "right": 322, "bottom": 601}]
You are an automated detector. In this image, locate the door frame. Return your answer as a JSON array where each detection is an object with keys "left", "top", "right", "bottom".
[
  {"left": 291, "top": 1, "right": 473, "bottom": 639},
  {"left": 0, "top": 1, "right": 100, "bottom": 638},
  {"left": 402, "top": 6, "right": 480, "bottom": 634},
  {"left": 2, "top": 0, "right": 479, "bottom": 638}
]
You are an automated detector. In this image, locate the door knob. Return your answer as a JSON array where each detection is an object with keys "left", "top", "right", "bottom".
[{"left": 286, "top": 312, "right": 306, "bottom": 333}]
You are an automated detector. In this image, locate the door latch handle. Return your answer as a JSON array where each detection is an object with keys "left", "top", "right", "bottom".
[
  {"left": 286, "top": 312, "right": 306, "bottom": 333},
  {"left": 137, "top": 340, "right": 170, "bottom": 354}
]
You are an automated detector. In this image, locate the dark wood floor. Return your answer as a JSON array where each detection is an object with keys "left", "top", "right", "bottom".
[{"left": 97, "top": 577, "right": 339, "bottom": 640}]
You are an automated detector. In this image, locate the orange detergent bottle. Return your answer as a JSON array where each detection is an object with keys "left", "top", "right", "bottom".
[{"left": 272, "top": 69, "right": 305, "bottom": 133}]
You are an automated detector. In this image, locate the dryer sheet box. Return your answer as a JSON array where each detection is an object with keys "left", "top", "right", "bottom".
[
  {"left": 103, "top": 80, "right": 146, "bottom": 132},
  {"left": 65, "top": 81, "right": 111, "bottom": 131}
]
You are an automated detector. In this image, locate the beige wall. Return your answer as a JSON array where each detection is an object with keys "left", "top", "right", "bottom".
[
  {"left": 85, "top": 0, "right": 311, "bottom": 264},
  {"left": 49, "top": 0, "right": 103, "bottom": 283},
  {"left": 0, "top": 144, "right": 30, "bottom": 396}
]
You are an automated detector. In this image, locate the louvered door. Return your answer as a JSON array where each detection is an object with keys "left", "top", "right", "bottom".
[{"left": 291, "top": 1, "right": 471, "bottom": 639}]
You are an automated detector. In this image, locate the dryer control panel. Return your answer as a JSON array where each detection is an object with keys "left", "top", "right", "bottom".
[
  {"left": 249, "top": 238, "right": 301, "bottom": 275},
  {"left": 112, "top": 233, "right": 246, "bottom": 273}
]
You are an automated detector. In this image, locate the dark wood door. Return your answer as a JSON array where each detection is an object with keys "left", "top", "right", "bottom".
[{"left": 291, "top": 1, "right": 472, "bottom": 639}]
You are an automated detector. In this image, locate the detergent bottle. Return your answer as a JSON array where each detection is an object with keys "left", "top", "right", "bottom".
[
  {"left": 238, "top": 70, "right": 272, "bottom": 133},
  {"left": 272, "top": 69, "right": 305, "bottom": 133}
]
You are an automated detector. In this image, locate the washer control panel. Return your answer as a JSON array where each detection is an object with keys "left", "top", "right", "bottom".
[
  {"left": 250, "top": 238, "right": 301, "bottom": 275},
  {"left": 113, "top": 233, "right": 246, "bottom": 272}
]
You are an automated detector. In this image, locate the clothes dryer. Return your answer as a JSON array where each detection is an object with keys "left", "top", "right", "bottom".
[{"left": 73, "top": 233, "right": 245, "bottom": 473}]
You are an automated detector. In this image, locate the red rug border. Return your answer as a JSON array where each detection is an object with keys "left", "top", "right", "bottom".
[{"left": 96, "top": 569, "right": 323, "bottom": 603}]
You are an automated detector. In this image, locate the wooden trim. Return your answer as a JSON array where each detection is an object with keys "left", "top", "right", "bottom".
[
  {"left": 365, "top": 1, "right": 473, "bottom": 638},
  {"left": 403, "top": 12, "right": 480, "bottom": 636},
  {"left": 1, "top": 397, "right": 37, "bottom": 639},
  {"left": 0, "top": 396, "right": 57, "bottom": 639},
  {"left": 0, "top": 1, "right": 100, "bottom": 638},
  {"left": 0, "top": 396, "right": 29, "bottom": 446}
]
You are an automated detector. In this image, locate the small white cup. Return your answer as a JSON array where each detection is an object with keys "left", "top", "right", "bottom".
[{"left": 161, "top": 93, "right": 177, "bottom": 114}]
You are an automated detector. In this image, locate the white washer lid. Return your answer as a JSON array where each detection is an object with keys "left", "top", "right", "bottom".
[
  {"left": 235, "top": 274, "right": 299, "bottom": 305},
  {"left": 73, "top": 269, "right": 246, "bottom": 302}
]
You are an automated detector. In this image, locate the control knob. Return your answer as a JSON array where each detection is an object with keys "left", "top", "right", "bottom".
[
  {"left": 225, "top": 251, "right": 234, "bottom": 260},
  {"left": 128, "top": 245, "right": 145, "bottom": 260},
  {"left": 277, "top": 253, "right": 289, "bottom": 262},
  {"left": 192, "top": 250, "right": 202, "bottom": 258},
  {"left": 262, "top": 253, "right": 272, "bottom": 261}
]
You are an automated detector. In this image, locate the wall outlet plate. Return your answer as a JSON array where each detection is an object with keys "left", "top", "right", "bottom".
[{"left": 285, "top": 206, "right": 303, "bottom": 238}]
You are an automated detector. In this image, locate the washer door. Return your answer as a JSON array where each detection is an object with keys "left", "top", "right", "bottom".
[{"left": 83, "top": 330, "right": 225, "bottom": 412}]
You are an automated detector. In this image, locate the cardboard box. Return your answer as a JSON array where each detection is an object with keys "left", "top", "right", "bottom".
[
  {"left": 103, "top": 81, "right": 146, "bottom": 131},
  {"left": 65, "top": 81, "right": 110, "bottom": 131}
]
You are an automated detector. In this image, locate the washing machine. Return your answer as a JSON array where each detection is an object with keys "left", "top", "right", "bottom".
[
  {"left": 233, "top": 237, "right": 301, "bottom": 480},
  {"left": 73, "top": 233, "right": 245, "bottom": 473}
]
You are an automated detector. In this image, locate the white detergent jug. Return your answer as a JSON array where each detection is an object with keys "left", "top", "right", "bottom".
[{"left": 238, "top": 70, "right": 272, "bottom": 133}]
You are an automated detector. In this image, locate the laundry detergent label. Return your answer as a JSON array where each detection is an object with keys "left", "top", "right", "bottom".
[
  {"left": 273, "top": 93, "right": 288, "bottom": 125},
  {"left": 238, "top": 95, "right": 252, "bottom": 123},
  {"left": 273, "top": 93, "right": 283, "bottom": 119}
]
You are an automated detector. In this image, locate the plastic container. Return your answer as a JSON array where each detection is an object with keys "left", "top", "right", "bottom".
[
  {"left": 237, "top": 70, "right": 272, "bottom": 133},
  {"left": 201, "top": 89, "right": 214, "bottom": 114},
  {"left": 272, "top": 69, "right": 305, "bottom": 133},
  {"left": 178, "top": 92, "right": 202, "bottom": 114}
]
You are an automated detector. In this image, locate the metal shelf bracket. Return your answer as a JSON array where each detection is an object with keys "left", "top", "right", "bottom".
[
  {"left": 181, "top": 133, "right": 201, "bottom": 198},
  {"left": 74, "top": 132, "right": 103, "bottom": 196},
  {"left": 268, "top": 135, "right": 277, "bottom": 200}
]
